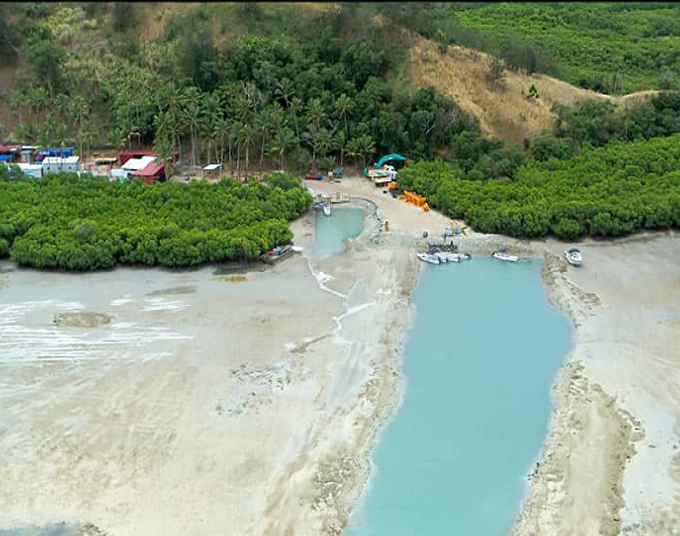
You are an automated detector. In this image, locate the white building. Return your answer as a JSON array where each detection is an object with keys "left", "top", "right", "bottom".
[
  {"left": 42, "top": 156, "right": 81, "bottom": 174},
  {"left": 121, "top": 155, "right": 156, "bottom": 172},
  {"left": 16, "top": 163, "right": 45, "bottom": 179}
]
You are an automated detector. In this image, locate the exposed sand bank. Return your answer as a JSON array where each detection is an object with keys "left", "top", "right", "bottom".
[{"left": 1, "top": 174, "right": 679, "bottom": 535}]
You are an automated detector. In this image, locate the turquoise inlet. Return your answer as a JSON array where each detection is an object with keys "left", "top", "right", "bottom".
[
  {"left": 312, "top": 207, "right": 365, "bottom": 258},
  {"left": 345, "top": 257, "right": 573, "bottom": 536}
]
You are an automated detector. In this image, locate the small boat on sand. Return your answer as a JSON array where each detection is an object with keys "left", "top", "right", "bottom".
[
  {"left": 492, "top": 248, "right": 519, "bottom": 262},
  {"left": 417, "top": 252, "right": 441, "bottom": 265},
  {"left": 564, "top": 248, "right": 582, "bottom": 266},
  {"left": 261, "top": 245, "right": 295, "bottom": 264}
]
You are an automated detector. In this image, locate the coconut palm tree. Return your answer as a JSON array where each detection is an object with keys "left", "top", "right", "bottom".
[
  {"left": 288, "top": 96, "right": 303, "bottom": 140},
  {"left": 316, "top": 127, "right": 333, "bottom": 161},
  {"left": 306, "top": 97, "right": 326, "bottom": 131},
  {"left": 10, "top": 90, "right": 28, "bottom": 128},
  {"left": 200, "top": 91, "right": 221, "bottom": 164},
  {"left": 212, "top": 117, "right": 229, "bottom": 166},
  {"left": 72, "top": 95, "right": 89, "bottom": 161},
  {"left": 334, "top": 129, "right": 347, "bottom": 166},
  {"left": 271, "top": 127, "right": 296, "bottom": 172},
  {"left": 238, "top": 122, "right": 254, "bottom": 180},
  {"left": 346, "top": 138, "right": 360, "bottom": 168},
  {"left": 181, "top": 86, "right": 201, "bottom": 172},
  {"left": 80, "top": 120, "right": 97, "bottom": 166},
  {"left": 275, "top": 78, "right": 295, "bottom": 108},
  {"left": 357, "top": 135, "right": 376, "bottom": 168},
  {"left": 25, "top": 86, "right": 49, "bottom": 136},
  {"left": 334, "top": 93, "right": 354, "bottom": 138}
]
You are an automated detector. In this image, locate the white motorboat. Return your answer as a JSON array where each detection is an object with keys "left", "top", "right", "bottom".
[
  {"left": 564, "top": 248, "right": 582, "bottom": 266},
  {"left": 417, "top": 252, "right": 441, "bottom": 265},
  {"left": 323, "top": 202, "right": 331, "bottom": 216},
  {"left": 436, "top": 251, "right": 460, "bottom": 263},
  {"left": 492, "top": 248, "right": 519, "bottom": 262}
]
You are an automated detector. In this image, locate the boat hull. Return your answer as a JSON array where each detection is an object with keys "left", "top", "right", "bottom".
[
  {"left": 417, "top": 253, "right": 440, "bottom": 265},
  {"left": 564, "top": 249, "right": 582, "bottom": 266},
  {"left": 492, "top": 251, "right": 518, "bottom": 262}
]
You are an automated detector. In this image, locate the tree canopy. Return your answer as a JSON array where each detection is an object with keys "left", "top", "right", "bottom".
[{"left": 0, "top": 169, "right": 312, "bottom": 270}]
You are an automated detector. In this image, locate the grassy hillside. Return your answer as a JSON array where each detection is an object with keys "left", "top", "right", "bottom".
[{"left": 425, "top": 2, "right": 680, "bottom": 94}]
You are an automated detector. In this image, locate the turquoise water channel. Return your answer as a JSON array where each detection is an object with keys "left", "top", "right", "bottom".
[{"left": 344, "top": 257, "right": 573, "bottom": 536}]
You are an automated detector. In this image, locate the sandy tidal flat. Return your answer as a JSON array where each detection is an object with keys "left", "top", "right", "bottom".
[
  {"left": 1, "top": 174, "right": 680, "bottom": 536},
  {"left": 0, "top": 198, "right": 420, "bottom": 536}
]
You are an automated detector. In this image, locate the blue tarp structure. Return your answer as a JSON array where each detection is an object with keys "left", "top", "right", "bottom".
[
  {"left": 37, "top": 147, "right": 75, "bottom": 162},
  {"left": 375, "top": 153, "right": 407, "bottom": 168},
  {"left": 0, "top": 155, "right": 12, "bottom": 161}
]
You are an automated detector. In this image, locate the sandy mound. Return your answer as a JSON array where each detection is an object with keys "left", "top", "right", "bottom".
[{"left": 53, "top": 312, "right": 113, "bottom": 327}]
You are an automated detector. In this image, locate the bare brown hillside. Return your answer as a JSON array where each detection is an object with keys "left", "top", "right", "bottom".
[{"left": 408, "top": 36, "right": 659, "bottom": 146}]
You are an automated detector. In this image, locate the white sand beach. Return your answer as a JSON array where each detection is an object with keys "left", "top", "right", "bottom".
[{"left": 0, "top": 174, "right": 679, "bottom": 535}]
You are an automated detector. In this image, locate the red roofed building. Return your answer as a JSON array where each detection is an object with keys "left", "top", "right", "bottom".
[
  {"left": 0, "top": 145, "right": 22, "bottom": 163},
  {"left": 134, "top": 160, "right": 166, "bottom": 184},
  {"left": 119, "top": 150, "right": 155, "bottom": 166},
  {"left": 119, "top": 149, "right": 179, "bottom": 166}
]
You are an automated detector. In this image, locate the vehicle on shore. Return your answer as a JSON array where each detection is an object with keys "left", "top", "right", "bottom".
[
  {"left": 364, "top": 164, "right": 397, "bottom": 187},
  {"left": 564, "top": 248, "right": 583, "bottom": 266},
  {"left": 492, "top": 248, "right": 519, "bottom": 262}
]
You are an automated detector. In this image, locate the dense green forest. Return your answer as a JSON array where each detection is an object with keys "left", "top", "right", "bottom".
[
  {"left": 2, "top": 2, "right": 680, "bottom": 268},
  {"left": 0, "top": 168, "right": 311, "bottom": 270},
  {"left": 2, "top": 2, "right": 679, "bottom": 177},
  {"left": 1, "top": 2, "right": 514, "bottom": 177},
  {"left": 398, "top": 134, "right": 680, "bottom": 240}
]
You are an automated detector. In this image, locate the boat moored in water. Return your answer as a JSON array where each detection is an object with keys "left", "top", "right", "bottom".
[
  {"left": 417, "top": 252, "right": 441, "bottom": 265},
  {"left": 564, "top": 248, "right": 582, "bottom": 266},
  {"left": 436, "top": 251, "right": 460, "bottom": 263},
  {"left": 492, "top": 248, "right": 519, "bottom": 262},
  {"left": 435, "top": 251, "right": 471, "bottom": 263}
]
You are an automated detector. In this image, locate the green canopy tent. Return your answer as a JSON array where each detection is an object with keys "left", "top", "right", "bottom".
[{"left": 375, "top": 153, "right": 407, "bottom": 169}]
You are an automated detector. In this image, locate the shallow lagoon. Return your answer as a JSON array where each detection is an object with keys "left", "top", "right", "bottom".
[{"left": 312, "top": 207, "right": 365, "bottom": 258}]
